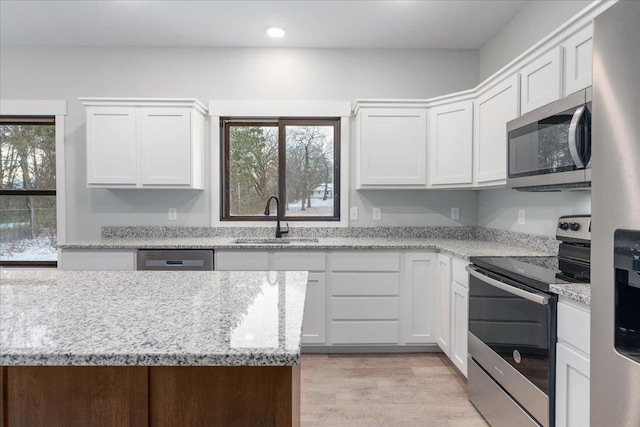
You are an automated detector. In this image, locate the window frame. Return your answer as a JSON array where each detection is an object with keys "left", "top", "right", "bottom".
[
  {"left": 0, "top": 100, "right": 66, "bottom": 267},
  {"left": 221, "top": 117, "right": 341, "bottom": 222}
]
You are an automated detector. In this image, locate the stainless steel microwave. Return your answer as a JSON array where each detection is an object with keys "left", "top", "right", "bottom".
[{"left": 507, "top": 87, "right": 592, "bottom": 191}]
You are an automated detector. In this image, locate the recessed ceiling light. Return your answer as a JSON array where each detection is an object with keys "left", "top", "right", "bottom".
[{"left": 267, "top": 27, "right": 285, "bottom": 38}]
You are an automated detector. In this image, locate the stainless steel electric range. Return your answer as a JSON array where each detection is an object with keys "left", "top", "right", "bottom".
[{"left": 466, "top": 215, "right": 591, "bottom": 427}]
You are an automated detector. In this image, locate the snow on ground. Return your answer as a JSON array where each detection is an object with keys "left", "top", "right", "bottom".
[
  {"left": 0, "top": 236, "right": 57, "bottom": 261},
  {"left": 286, "top": 196, "right": 334, "bottom": 216}
]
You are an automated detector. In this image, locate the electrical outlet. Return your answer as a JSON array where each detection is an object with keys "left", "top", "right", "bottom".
[
  {"left": 518, "top": 209, "right": 525, "bottom": 225},
  {"left": 372, "top": 208, "right": 382, "bottom": 221},
  {"left": 451, "top": 207, "right": 459, "bottom": 220},
  {"left": 350, "top": 207, "right": 359, "bottom": 220},
  {"left": 168, "top": 208, "right": 177, "bottom": 221}
]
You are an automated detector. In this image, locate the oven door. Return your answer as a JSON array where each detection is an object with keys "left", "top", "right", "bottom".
[
  {"left": 466, "top": 266, "right": 557, "bottom": 427},
  {"left": 507, "top": 89, "right": 591, "bottom": 189}
]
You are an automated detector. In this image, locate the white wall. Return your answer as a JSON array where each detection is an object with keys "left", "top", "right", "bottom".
[
  {"left": 0, "top": 46, "right": 479, "bottom": 240},
  {"left": 479, "top": 0, "right": 594, "bottom": 80},
  {"left": 478, "top": 189, "right": 591, "bottom": 237}
]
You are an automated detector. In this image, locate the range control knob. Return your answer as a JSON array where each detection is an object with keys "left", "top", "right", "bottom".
[
  {"left": 559, "top": 222, "right": 570, "bottom": 230},
  {"left": 570, "top": 222, "right": 581, "bottom": 231}
]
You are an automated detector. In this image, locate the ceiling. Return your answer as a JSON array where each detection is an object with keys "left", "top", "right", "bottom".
[{"left": 0, "top": 0, "right": 527, "bottom": 49}]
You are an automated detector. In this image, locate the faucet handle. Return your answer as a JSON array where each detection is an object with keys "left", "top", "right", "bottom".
[{"left": 281, "top": 222, "right": 290, "bottom": 235}]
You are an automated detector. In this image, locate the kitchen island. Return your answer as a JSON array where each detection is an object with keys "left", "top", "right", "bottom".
[{"left": 0, "top": 269, "right": 308, "bottom": 426}]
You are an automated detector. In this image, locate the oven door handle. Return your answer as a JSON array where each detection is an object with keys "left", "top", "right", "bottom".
[
  {"left": 568, "top": 105, "right": 587, "bottom": 168},
  {"left": 466, "top": 266, "right": 550, "bottom": 305}
]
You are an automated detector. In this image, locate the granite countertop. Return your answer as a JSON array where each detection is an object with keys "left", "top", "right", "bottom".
[
  {"left": 58, "top": 236, "right": 551, "bottom": 259},
  {"left": 550, "top": 282, "right": 591, "bottom": 305},
  {"left": 0, "top": 269, "right": 308, "bottom": 367}
]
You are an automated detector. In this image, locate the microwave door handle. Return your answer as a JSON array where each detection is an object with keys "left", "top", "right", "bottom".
[
  {"left": 568, "top": 105, "right": 586, "bottom": 168},
  {"left": 466, "top": 266, "right": 550, "bottom": 305}
]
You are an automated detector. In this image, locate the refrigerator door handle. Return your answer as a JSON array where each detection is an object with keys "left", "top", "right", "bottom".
[{"left": 568, "top": 105, "right": 587, "bottom": 168}]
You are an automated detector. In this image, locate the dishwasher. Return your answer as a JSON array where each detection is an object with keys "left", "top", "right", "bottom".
[{"left": 136, "top": 250, "right": 214, "bottom": 271}]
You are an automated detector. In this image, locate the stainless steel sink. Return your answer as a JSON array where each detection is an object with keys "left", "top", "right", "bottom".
[{"left": 233, "top": 238, "right": 319, "bottom": 244}]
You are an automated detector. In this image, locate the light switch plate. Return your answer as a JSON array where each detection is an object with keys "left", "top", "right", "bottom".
[
  {"left": 451, "top": 207, "right": 459, "bottom": 220},
  {"left": 350, "top": 207, "right": 359, "bottom": 220},
  {"left": 168, "top": 208, "right": 177, "bottom": 221},
  {"left": 372, "top": 208, "right": 382, "bottom": 221},
  {"left": 518, "top": 209, "right": 525, "bottom": 225}
]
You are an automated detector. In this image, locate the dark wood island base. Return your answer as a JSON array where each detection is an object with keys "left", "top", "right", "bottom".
[{"left": 0, "top": 365, "right": 300, "bottom": 427}]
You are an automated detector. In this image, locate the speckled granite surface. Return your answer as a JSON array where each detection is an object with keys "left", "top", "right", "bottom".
[
  {"left": 58, "top": 236, "right": 552, "bottom": 259},
  {"left": 99, "top": 226, "right": 559, "bottom": 254},
  {"left": 0, "top": 269, "right": 308, "bottom": 366},
  {"left": 550, "top": 282, "right": 591, "bottom": 305}
]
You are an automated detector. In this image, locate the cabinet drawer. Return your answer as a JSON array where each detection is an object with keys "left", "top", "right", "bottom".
[
  {"left": 332, "top": 297, "right": 399, "bottom": 320},
  {"left": 558, "top": 299, "right": 590, "bottom": 354},
  {"left": 452, "top": 258, "right": 469, "bottom": 288},
  {"left": 215, "top": 251, "right": 269, "bottom": 271},
  {"left": 61, "top": 250, "right": 136, "bottom": 271},
  {"left": 273, "top": 251, "right": 325, "bottom": 271},
  {"left": 332, "top": 273, "right": 400, "bottom": 296},
  {"left": 331, "top": 321, "right": 399, "bottom": 344},
  {"left": 331, "top": 252, "right": 400, "bottom": 271}
]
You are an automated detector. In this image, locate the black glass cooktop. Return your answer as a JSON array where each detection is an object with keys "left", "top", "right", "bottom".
[{"left": 470, "top": 256, "right": 587, "bottom": 293}]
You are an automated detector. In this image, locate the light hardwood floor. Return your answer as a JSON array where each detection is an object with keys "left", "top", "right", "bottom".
[{"left": 300, "top": 353, "right": 488, "bottom": 427}]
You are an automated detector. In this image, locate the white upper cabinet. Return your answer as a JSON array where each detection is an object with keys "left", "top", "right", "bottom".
[
  {"left": 474, "top": 74, "right": 519, "bottom": 187},
  {"left": 138, "top": 107, "right": 200, "bottom": 187},
  {"left": 520, "top": 47, "right": 563, "bottom": 114},
  {"left": 427, "top": 100, "right": 473, "bottom": 187},
  {"left": 354, "top": 103, "right": 428, "bottom": 189},
  {"left": 563, "top": 24, "right": 593, "bottom": 96},
  {"left": 86, "top": 106, "right": 137, "bottom": 186},
  {"left": 81, "top": 98, "right": 206, "bottom": 189}
]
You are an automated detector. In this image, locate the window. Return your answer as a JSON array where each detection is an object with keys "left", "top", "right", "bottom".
[
  {"left": 222, "top": 118, "right": 340, "bottom": 221},
  {"left": 0, "top": 117, "right": 57, "bottom": 266}
]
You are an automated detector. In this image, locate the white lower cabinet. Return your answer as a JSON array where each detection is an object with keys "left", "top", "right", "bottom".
[
  {"left": 60, "top": 249, "right": 136, "bottom": 270},
  {"left": 302, "top": 273, "right": 326, "bottom": 344},
  {"left": 437, "top": 254, "right": 470, "bottom": 377},
  {"left": 556, "top": 342, "right": 590, "bottom": 427},
  {"left": 330, "top": 251, "right": 401, "bottom": 345},
  {"left": 556, "top": 298, "right": 591, "bottom": 427},
  {"left": 436, "top": 254, "right": 452, "bottom": 356},
  {"left": 450, "top": 280, "right": 469, "bottom": 377},
  {"left": 402, "top": 253, "right": 438, "bottom": 344}
]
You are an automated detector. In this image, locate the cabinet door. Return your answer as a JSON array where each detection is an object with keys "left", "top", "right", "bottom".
[
  {"left": 358, "top": 108, "right": 427, "bottom": 188},
  {"left": 450, "top": 280, "right": 469, "bottom": 377},
  {"left": 427, "top": 101, "right": 473, "bottom": 186},
  {"left": 302, "top": 273, "right": 326, "bottom": 344},
  {"left": 520, "top": 47, "right": 563, "bottom": 114},
  {"left": 215, "top": 251, "right": 269, "bottom": 270},
  {"left": 86, "top": 107, "right": 137, "bottom": 186},
  {"left": 564, "top": 25, "right": 593, "bottom": 96},
  {"left": 138, "top": 108, "right": 192, "bottom": 186},
  {"left": 60, "top": 249, "right": 136, "bottom": 271},
  {"left": 437, "top": 254, "right": 452, "bottom": 355},
  {"left": 402, "top": 253, "right": 437, "bottom": 344},
  {"left": 474, "top": 75, "right": 519, "bottom": 186},
  {"left": 556, "top": 342, "right": 590, "bottom": 427}
]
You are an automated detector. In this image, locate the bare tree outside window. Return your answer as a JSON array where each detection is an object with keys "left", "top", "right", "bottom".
[
  {"left": 0, "top": 118, "right": 57, "bottom": 265},
  {"left": 285, "top": 125, "right": 334, "bottom": 216},
  {"left": 228, "top": 125, "right": 279, "bottom": 216},
  {"left": 222, "top": 118, "right": 339, "bottom": 221}
]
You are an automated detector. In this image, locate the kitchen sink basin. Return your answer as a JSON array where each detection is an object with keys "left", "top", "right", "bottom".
[{"left": 233, "top": 238, "right": 319, "bottom": 244}]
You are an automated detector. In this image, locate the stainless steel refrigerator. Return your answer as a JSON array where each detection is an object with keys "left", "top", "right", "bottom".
[{"left": 591, "top": 1, "right": 640, "bottom": 426}]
